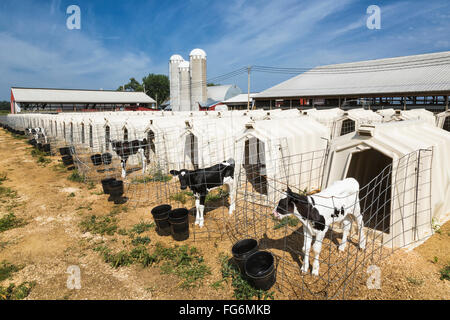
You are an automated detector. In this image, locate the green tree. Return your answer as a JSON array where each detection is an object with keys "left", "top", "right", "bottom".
[
  {"left": 207, "top": 83, "right": 220, "bottom": 87},
  {"left": 0, "top": 101, "right": 10, "bottom": 114},
  {"left": 117, "top": 78, "right": 144, "bottom": 92},
  {"left": 142, "top": 74, "right": 169, "bottom": 107}
]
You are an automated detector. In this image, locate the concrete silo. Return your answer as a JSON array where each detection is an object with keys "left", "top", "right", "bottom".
[
  {"left": 190, "top": 49, "right": 207, "bottom": 109},
  {"left": 169, "top": 54, "right": 184, "bottom": 111},
  {"left": 178, "top": 61, "right": 192, "bottom": 111}
]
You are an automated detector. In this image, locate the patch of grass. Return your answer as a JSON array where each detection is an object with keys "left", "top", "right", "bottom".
[
  {"left": 169, "top": 191, "right": 194, "bottom": 204},
  {"left": 0, "top": 281, "right": 35, "bottom": 300},
  {"left": 155, "top": 244, "right": 211, "bottom": 289},
  {"left": 439, "top": 265, "right": 450, "bottom": 281},
  {"left": 79, "top": 214, "right": 118, "bottom": 236},
  {"left": 131, "top": 236, "right": 151, "bottom": 246},
  {"left": 432, "top": 218, "right": 442, "bottom": 234},
  {"left": 0, "top": 261, "right": 21, "bottom": 282},
  {"left": 130, "top": 221, "right": 154, "bottom": 235},
  {"left": 219, "top": 253, "right": 275, "bottom": 300},
  {"left": 68, "top": 170, "right": 84, "bottom": 183},
  {"left": 52, "top": 163, "right": 67, "bottom": 173},
  {"left": 0, "top": 187, "right": 18, "bottom": 199},
  {"left": 0, "top": 213, "right": 25, "bottom": 233},
  {"left": 205, "top": 188, "right": 229, "bottom": 203},
  {"left": 132, "top": 171, "right": 172, "bottom": 184},
  {"left": 406, "top": 277, "right": 423, "bottom": 286},
  {"left": 273, "top": 215, "right": 299, "bottom": 230},
  {"left": 37, "top": 155, "right": 51, "bottom": 166},
  {"left": 68, "top": 192, "right": 75, "bottom": 198}
]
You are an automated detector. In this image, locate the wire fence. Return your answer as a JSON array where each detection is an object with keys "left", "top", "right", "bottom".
[{"left": 226, "top": 148, "right": 433, "bottom": 299}]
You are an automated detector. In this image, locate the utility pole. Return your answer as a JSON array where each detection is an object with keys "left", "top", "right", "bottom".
[{"left": 247, "top": 66, "right": 252, "bottom": 111}]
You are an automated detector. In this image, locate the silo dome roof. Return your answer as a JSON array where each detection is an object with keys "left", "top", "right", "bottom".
[
  {"left": 178, "top": 61, "right": 190, "bottom": 69},
  {"left": 170, "top": 54, "right": 184, "bottom": 62},
  {"left": 190, "top": 48, "right": 207, "bottom": 58}
]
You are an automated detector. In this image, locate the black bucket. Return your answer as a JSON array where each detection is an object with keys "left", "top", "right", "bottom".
[
  {"left": 232, "top": 239, "right": 259, "bottom": 274},
  {"left": 90, "top": 154, "right": 102, "bottom": 166},
  {"left": 101, "top": 178, "right": 116, "bottom": 194},
  {"left": 37, "top": 143, "right": 43, "bottom": 151},
  {"left": 101, "top": 153, "right": 113, "bottom": 165},
  {"left": 244, "top": 251, "right": 276, "bottom": 291},
  {"left": 151, "top": 205, "right": 172, "bottom": 237},
  {"left": 108, "top": 180, "right": 124, "bottom": 204},
  {"left": 62, "top": 155, "right": 74, "bottom": 166},
  {"left": 169, "top": 208, "right": 189, "bottom": 241},
  {"left": 43, "top": 144, "right": 51, "bottom": 153},
  {"left": 59, "top": 147, "right": 70, "bottom": 156}
]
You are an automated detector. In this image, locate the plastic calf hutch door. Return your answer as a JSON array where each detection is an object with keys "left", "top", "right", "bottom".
[
  {"left": 346, "top": 148, "right": 393, "bottom": 234},
  {"left": 244, "top": 138, "right": 268, "bottom": 196}
]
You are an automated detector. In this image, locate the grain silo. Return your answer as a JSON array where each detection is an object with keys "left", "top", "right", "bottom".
[
  {"left": 178, "top": 61, "right": 192, "bottom": 111},
  {"left": 169, "top": 54, "right": 184, "bottom": 112},
  {"left": 190, "top": 49, "right": 207, "bottom": 109}
]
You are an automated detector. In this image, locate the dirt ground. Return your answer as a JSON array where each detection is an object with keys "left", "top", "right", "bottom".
[{"left": 0, "top": 129, "right": 448, "bottom": 300}]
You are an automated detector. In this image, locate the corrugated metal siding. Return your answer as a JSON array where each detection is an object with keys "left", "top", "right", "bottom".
[
  {"left": 256, "top": 51, "right": 450, "bottom": 98},
  {"left": 11, "top": 88, "right": 156, "bottom": 104}
]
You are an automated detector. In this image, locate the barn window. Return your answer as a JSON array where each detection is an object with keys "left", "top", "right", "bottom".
[
  {"left": 340, "top": 119, "right": 356, "bottom": 136},
  {"left": 444, "top": 116, "right": 450, "bottom": 132},
  {"left": 81, "top": 123, "right": 85, "bottom": 144},
  {"left": 89, "top": 125, "right": 93, "bottom": 148},
  {"left": 147, "top": 130, "right": 156, "bottom": 154},
  {"left": 124, "top": 128, "right": 129, "bottom": 141},
  {"left": 63, "top": 123, "right": 66, "bottom": 139},
  {"left": 70, "top": 123, "right": 74, "bottom": 143},
  {"left": 105, "top": 126, "right": 110, "bottom": 151},
  {"left": 55, "top": 121, "right": 58, "bottom": 136}
]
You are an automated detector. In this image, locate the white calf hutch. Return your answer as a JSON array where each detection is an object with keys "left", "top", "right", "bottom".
[{"left": 324, "top": 120, "right": 450, "bottom": 249}]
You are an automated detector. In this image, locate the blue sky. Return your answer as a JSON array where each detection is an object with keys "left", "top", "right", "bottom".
[{"left": 0, "top": 0, "right": 449, "bottom": 100}]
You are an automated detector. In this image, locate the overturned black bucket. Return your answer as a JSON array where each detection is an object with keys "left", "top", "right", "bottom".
[
  {"left": 108, "top": 180, "right": 125, "bottom": 204},
  {"left": 37, "top": 143, "right": 43, "bottom": 151},
  {"left": 62, "top": 155, "right": 74, "bottom": 166},
  {"left": 245, "top": 251, "right": 276, "bottom": 291},
  {"left": 151, "top": 205, "right": 172, "bottom": 237},
  {"left": 101, "top": 178, "right": 116, "bottom": 194},
  {"left": 232, "top": 239, "right": 259, "bottom": 274},
  {"left": 91, "top": 154, "right": 102, "bottom": 166},
  {"left": 59, "top": 147, "right": 70, "bottom": 156},
  {"left": 169, "top": 208, "right": 189, "bottom": 241},
  {"left": 101, "top": 153, "right": 113, "bottom": 165},
  {"left": 43, "top": 144, "right": 51, "bottom": 153}
]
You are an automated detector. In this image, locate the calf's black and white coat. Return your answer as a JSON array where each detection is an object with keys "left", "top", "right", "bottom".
[
  {"left": 273, "top": 178, "right": 366, "bottom": 276},
  {"left": 111, "top": 139, "right": 149, "bottom": 178},
  {"left": 170, "top": 159, "right": 235, "bottom": 228}
]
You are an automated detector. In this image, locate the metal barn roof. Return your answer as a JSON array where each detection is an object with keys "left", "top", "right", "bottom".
[
  {"left": 11, "top": 87, "right": 156, "bottom": 104},
  {"left": 256, "top": 51, "right": 450, "bottom": 99}
]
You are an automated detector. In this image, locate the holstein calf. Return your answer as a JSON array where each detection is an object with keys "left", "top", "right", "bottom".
[
  {"left": 273, "top": 178, "right": 366, "bottom": 276},
  {"left": 111, "top": 139, "right": 149, "bottom": 178},
  {"left": 170, "top": 159, "right": 235, "bottom": 228}
]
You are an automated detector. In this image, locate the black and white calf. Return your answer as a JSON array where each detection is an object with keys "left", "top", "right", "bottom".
[
  {"left": 111, "top": 139, "right": 149, "bottom": 178},
  {"left": 170, "top": 159, "right": 235, "bottom": 228},
  {"left": 273, "top": 178, "right": 366, "bottom": 276},
  {"left": 27, "top": 127, "right": 47, "bottom": 143}
]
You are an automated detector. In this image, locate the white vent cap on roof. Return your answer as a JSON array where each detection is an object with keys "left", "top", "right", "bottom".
[
  {"left": 170, "top": 54, "right": 185, "bottom": 62},
  {"left": 190, "top": 48, "right": 207, "bottom": 58}
]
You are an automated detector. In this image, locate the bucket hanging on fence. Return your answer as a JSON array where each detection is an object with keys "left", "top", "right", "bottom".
[
  {"left": 151, "top": 205, "right": 172, "bottom": 236},
  {"left": 169, "top": 208, "right": 190, "bottom": 241},
  {"left": 232, "top": 239, "right": 259, "bottom": 274},
  {"left": 108, "top": 180, "right": 124, "bottom": 204},
  {"left": 91, "top": 154, "right": 102, "bottom": 166},
  {"left": 245, "top": 251, "right": 276, "bottom": 291},
  {"left": 101, "top": 153, "right": 113, "bottom": 165},
  {"left": 62, "top": 155, "right": 74, "bottom": 166},
  {"left": 101, "top": 178, "right": 116, "bottom": 194},
  {"left": 59, "top": 147, "right": 70, "bottom": 156}
]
